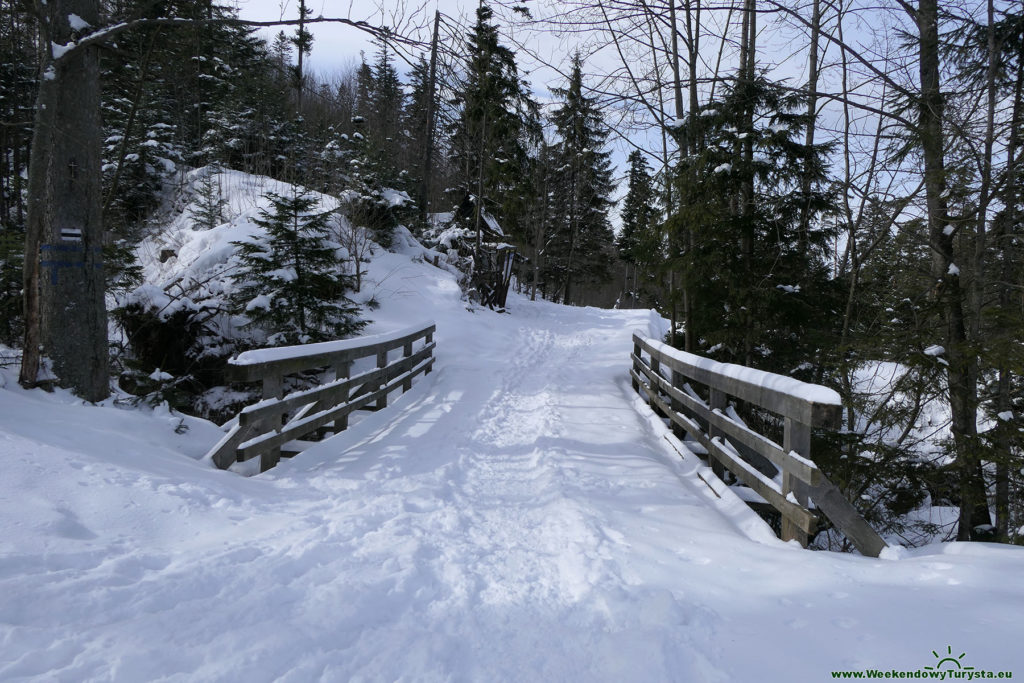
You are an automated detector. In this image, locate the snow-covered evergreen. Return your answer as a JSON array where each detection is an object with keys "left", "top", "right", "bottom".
[{"left": 229, "top": 189, "right": 363, "bottom": 346}]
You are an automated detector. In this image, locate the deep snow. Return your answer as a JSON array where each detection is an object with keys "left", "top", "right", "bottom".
[{"left": 2, "top": 176, "right": 1023, "bottom": 681}]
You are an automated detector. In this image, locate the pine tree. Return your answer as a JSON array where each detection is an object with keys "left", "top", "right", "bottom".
[
  {"left": 670, "top": 75, "right": 838, "bottom": 372},
  {"left": 617, "top": 150, "right": 662, "bottom": 306},
  {"left": 230, "top": 190, "right": 363, "bottom": 346},
  {"left": 339, "top": 118, "right": 413, "bottom": 250},
  {"left": 402, "top": 55, "right": 433, "bottom": 218},
  {"left": 354, "top": 55, "right": 374, "bottom": 124},
  {"left": 449, "top": 3, "right": 540, "bottom": 252},
  {"left": 289, "top": 0, "right": 313, "bottom": 108},
  {"left": 0, "top": 230, "right": 23, "bottom": 346},
  {"left": 189, "top": 165, "right": 227, "bottom": 230},
  {"left": 367, "top": 36, "right": 404, "bottom": 185},
  {"left": 0, "top": 3, "right": 33, "bottom": 346},
  {"left": 545, "top": 54, "right": 616, "bottom": 305}
]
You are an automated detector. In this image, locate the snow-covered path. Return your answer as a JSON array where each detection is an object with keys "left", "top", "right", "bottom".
[
  {"left": 2, "top": 298, "right": 1023, "bottom": 681},
  {"left": 254, "top": 303, "right": 745, "bottom": 681}
]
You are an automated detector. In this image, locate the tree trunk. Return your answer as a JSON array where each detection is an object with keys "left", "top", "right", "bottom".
[
  {"left": 797, "top": 0, "right": 820, "bottom": 243},
  {"left": 683, "top": 0, "right": 701, "bottom": 352},
  {"left": 21, "top": 0, "right": 109, "bottom": 402},
  {"left": 740, "top": 0, "right": 757, "bottom": 366},
  {"left": 422, "top": 10, "right": 440, "bottom": 220},
  {"left": 669, "top": 0, "right": 684, "bottom": 348},
  {"left": 296, "top": 0, "right": 307, "bottom": 110},
  {"left": 916, "top": 0, "right": 989, "bottom": 540},
  {"left": 993, "top": 28, "right": 1024, "bottom": 541}
]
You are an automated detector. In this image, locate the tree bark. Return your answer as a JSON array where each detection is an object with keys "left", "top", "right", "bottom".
[
  {"left": 422, "top": 10, "right": 440, "bottom": 219},
  {"left": 683, "top": 0, "right": 701, "bottom": 353},
  {"left": 797, "top": 0, "right": 820, "bottom": 243},
  {"left": 993, "top": 25, "right": 1024, "bottom": 541},
  {"left": 669, "top": 0, "right": 684, "bottom": 348},
  {"left": 739, "top": 0, "right": 756, "bottom": 366},
  {"left": 21, "top": 0, "right": 109, "bottom": 402},
  {"left": 916, "top": 0, "right": 989, "bottom": 540}
]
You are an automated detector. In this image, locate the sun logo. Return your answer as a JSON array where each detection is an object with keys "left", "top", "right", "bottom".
[{"left": 924, "top": 645, "right": 974, "bottom": 671}]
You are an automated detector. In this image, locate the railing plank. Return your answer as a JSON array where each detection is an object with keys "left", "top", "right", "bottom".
[
  {"left": 226, "top": 323, "right": 436, "bottom": 383},
  {"left": 239, "top": 344, "right": 435, "bottom": 426},
  {"left": 633, "top": 368, "right": 818, "bottom": 535},
  {"left": 632, "top": 353, "right": 822, "bottom": 485},
  {"left": 705, "top": 438, "right": 819, "bottom": 536},
  {"left": 236, "top": 355, "right": 434, "bottom": 462},
  {"left": 631, "top": 332, "right": 886, "bottom": 557},
  {"left": 807, "top": 481, "right": 888, "bottom": 557},
  {"left": 633, "top": 334, "right": 841, "bottom": 428},
  {"left": 207, "top": 422, "right": 252, "bottom": 470}
]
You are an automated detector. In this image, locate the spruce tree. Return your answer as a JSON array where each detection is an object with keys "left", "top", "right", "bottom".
[
  {"left": 403, "top": 56, "right": 434, "bottom": 218},
  {"left": 230, "top": 190, "right": 363, "bottom": 346},
  {"left": 367, "top": 36, "right": 403, "bottom": 185},
  {"left": 0, "top": 230, "right": 23, "bottom": 346},
  {"left": 617, "top": 150, "right": 662, "bottom": 306},
  {"left": 189, "top": 166, "right": 227, "bottom": 231},
  {"left": 354, "top": 55, "right": 374, "bottom": 124},
  {"left": 670, "top": 76, "right": 838, "bottom": 372},
  {"left": 545, "top": 54, "right": 616, "bottom": 305},
  {"left": 450, "top": 3, "right": 540, "bottom": 252}
]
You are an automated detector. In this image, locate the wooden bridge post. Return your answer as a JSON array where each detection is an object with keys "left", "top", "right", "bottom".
[
  {"left": 648, "top": 355, "right": 661, "bottom": 415},
  {"left": 708, "top": 388, "right": 728, "bottom": 479},
  {"left": 261, "top": 372, "right": 284, "bottom": 472},
  {"left": 402, "top": 342, "right": 414, "bottom": 392},
  {"left": 631, "top": 340, "right": 641, "bottom": 392},
  {"left": 376, "top": 349, "right": 389, "bottom": 410},
  {"left": 333, "top": 361, "right": 351, "bottom": 433},
  {"left": 670, "top": 370, "right": 687, "bottom": 440},
  {"left": 782, "top": 417, "right": 812, "bottom": 547},
  {"left": 425, "top": 330, "right": 433, "bottom": 374}
]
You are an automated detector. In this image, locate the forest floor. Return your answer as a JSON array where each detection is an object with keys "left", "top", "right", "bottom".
[{"left": 2, "top": 183, "right": 1022, "bottom": 680}]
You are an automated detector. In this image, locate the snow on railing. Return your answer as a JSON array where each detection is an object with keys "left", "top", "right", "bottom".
[
  {"left": 630, "top": 333, "right": 886, "bottom": 558},
  {"left": 206, "top": 321, "right": 436, "bottom": 472}
]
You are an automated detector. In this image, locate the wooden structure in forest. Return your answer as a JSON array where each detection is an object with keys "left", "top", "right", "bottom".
[
  {"left": 206, "top": 322, "right": 435, "bottom": 472},
  {"left": 630, "top": 333, "right": 887, "bottom": 557},
  {"left": 476, "top": 245, "right": 518, "bottom": 309}
]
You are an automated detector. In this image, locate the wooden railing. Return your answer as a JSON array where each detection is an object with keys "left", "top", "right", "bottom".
[
  {"left": 631, "top": 333, "right": 887, "bottom": 557},
  {"left": 207, "top": 322, "right": 436, "bottom": 472}
]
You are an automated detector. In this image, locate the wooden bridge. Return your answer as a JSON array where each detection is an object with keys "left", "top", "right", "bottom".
[
  {"left": 203, "top": 318, "right": 885, "bottom": 556},
  {"left": 630, "top": 333, "right": 888, "bottom": 557},
  {"left": 205, "top": 322, "right": 435, "bottom": 472}
]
